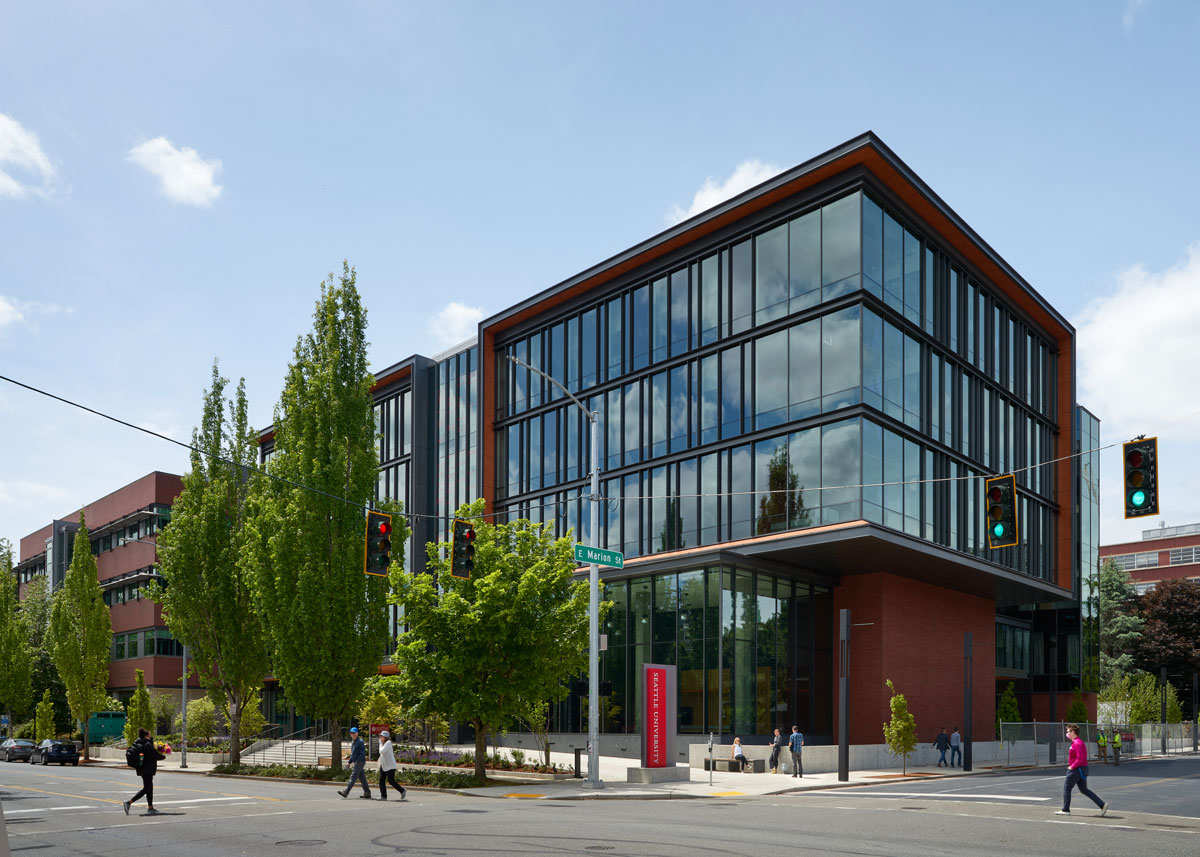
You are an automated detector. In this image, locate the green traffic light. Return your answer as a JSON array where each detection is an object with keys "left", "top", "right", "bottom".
[
  {"left": 1130, "top": 489, "right": 1147, "bottom": 508},
  {"left": 992, "top": 523, "right": 1006, "bottom": 539}
]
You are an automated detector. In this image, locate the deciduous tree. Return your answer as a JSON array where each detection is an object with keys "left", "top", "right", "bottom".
[
  {"left": 391, "top": 499, "right": 593, "bottom": 780},
  {"left": 35, "top": 689, "right": 55, "bottom": 741},
  {"left": 245, "top": 264, "right": 407, "bottom": 768},
  {"left": 151, "top": 361, "right": 270, "bottom": 765},
  {"left": 46, "top": 517, "right": 111, "bottom": 758},
  {"left": 124, "top": 669, "right": 154, "bottom": 744},
  {"left": 1134, "top": 577, "right": 1200, "bottom": 718},
  {"left": 0, "top": 539, "right": 32, "bottom": 730},
  {"left": 882, "top": 679, "right": 916, "bottom": 774}
]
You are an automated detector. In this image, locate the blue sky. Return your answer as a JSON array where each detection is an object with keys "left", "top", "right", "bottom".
[{"left": 3, "top": 1, "right": 1198, "bottom": 555}]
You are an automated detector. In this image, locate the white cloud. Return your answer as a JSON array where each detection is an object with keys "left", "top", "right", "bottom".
[
  {"left": 0, "top": 113, "right": 56, "bottom": 199},
  {"left": 127, "top": 137, "right": 223, "bottom": 206},
  {"left": 667, "top": 159, "right": 784, "bottom": 225},
  {"left": 0, "top": 479, "right": 71, "bottom": 506},
  {"left": 1077, "top": 244, "right": 1200, "bottom": 439},
  {"left": 430, "top": 301, "right": 485, "bottom": 348},
  {"left": 0, "top": 295, "right": 25, "bottom": 328},
  {"left": 1079, "top": 244, "right": 1200, "bottom": 540},
  {"left": 1123, "top": 0, "right": 1150, "bottom": 32},
  {"left": 0, "top": 296, "right": 69, "bottom": 335}
]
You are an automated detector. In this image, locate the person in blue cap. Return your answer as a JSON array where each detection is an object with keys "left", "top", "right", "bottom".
[{"left": 338, "top": 727, "right": 372, "bottom": 799}]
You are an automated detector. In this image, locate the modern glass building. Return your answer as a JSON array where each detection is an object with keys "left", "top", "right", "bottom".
[{"left": 264, "top": 133, "right": 1097, "bottom": 746}]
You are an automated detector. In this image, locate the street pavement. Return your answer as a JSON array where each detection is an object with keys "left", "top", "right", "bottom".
[{"left": 4, "top": 752, "right": 1200, "bottom": 857}]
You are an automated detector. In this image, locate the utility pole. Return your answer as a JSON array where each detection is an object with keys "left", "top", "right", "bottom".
[
  {"left": 180, "top": 645, "right": 188, "bottom": 769},
  {"left": 507, "top": 355, "right": 603, "bottom": 789}
]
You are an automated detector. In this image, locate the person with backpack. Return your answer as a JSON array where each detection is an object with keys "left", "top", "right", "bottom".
[{"left": 123, "top": 728, "right": 165, "bottom": 816}]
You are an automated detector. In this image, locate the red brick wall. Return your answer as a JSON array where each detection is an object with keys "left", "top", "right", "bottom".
[{"left": 834, "top": 573, "right": 997, "bottom": 744}]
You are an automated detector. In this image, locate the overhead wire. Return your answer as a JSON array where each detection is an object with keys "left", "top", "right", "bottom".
[{"left": 4, "top": 371, "right": 1196, "bottom": 522}]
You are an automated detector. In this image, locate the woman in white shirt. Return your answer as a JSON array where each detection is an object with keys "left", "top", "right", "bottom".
[
  {"left": 730, "top": 737, "right": 748, "bottom": 772},
  {"left": 377, "top": 730, "right": 406, "bottom": 801}
]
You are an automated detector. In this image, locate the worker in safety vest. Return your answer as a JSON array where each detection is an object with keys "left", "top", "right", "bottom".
[
  {"left": 1111, "top": 730, "right": 1122, "bottom": 765},
  {"left": 1096, "top": 729, "right": 1108, "bottom": 763}
]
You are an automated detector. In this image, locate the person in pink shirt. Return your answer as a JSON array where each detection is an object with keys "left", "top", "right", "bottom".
[{"left": 1056, "top": 724, "right": 1109, "bottom": 816}]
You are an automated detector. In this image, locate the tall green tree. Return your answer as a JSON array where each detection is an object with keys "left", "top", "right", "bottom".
[
  {"left": 35, "top": 689, "right": 55, "bottom": 741},
  {"left": 46, "top": 517, "right": 112, "bottom": 758},
  {"left": 245, "top": 263, "right": 404, "bottom": 768},
  {"left": 0, "top": 539, "right": 33, "bottom": 730},
  {"left": 882, "top": 679, "right": 917, "bottom": 774},
  {"left": 124, "top": 669, "right": 154, "bottom": 744},
  {"left": 1098, "top": 558, "right": 1144, "bottom": 684},
  {"left": 22, "top": 575, "right": 71, "bottom": 734},
  {"left": 996, "top": 681, "right": 1021, "bottom": 739},
  {"left": 391, "top": 499, "right": 593, "bottom": 780},
  {"left": 1134, "top": 577, "right": 1200, "bottom": 718},
  {"left": 151, "top": 361, "right": 270, "bottom": 766}
]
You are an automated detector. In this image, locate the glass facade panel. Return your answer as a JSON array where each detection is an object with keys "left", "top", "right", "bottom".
[
  {"left": 821, "top": 192, "right": 861, "bottom": 299},
  {"left": 755, "top": 223, "right": 788, "bottom": 323}
]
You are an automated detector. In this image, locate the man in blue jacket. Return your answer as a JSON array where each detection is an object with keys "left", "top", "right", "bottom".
[{"left": 339, "top": 727, "right": 372, "bottom": 799}]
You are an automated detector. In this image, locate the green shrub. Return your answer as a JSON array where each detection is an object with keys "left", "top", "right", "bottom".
[{"left": 210, "top": 763, "right": 479, "bottom": 789}]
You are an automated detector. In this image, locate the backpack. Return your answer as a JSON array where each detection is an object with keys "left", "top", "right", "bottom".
[{"left": 125, "top": 744, "right": 142, "bottom": 769}]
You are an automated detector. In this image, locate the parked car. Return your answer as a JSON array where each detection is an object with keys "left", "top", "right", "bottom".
[
  {"left": 30, "top": 739, "right": 79, "bottom": 766},
  {"left": 1, "top": 738, "right": 36, "bottom": 762}
]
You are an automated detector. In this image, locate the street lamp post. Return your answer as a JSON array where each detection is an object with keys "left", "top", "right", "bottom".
[
  {"left": 180, "top": 645, "right": 188, "bottom": 769},
  {"left": 507, "top": 355, "right": 603, "bottom": 789}
]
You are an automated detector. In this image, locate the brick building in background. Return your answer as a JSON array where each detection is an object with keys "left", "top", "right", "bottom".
[
  {"left": 1100, "top": 522, "right": 1200, "bottom": 594},
  {"left": 14, "top": 471, "right": 193, "bottom": 707}
]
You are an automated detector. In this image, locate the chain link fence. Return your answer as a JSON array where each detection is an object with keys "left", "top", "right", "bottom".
[{"left": 996, "top": 721, "right": 1197, "bottom": 768}]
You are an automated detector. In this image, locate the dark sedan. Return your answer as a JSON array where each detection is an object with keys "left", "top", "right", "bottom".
[
  {"left": 1, "top": 738, "right": 36, "bottom": 762},
  {"left": 30, "top": 739, "right": 79, "bottom": 766}
]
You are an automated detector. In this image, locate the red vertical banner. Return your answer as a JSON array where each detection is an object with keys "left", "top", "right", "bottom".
[{"left": 644, "top": 666, "right": 667, "bottom": 767}]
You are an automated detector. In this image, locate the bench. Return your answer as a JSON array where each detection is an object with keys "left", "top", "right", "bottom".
[{"left": 704, "top": 757, "right": 766, "bottom": 773}]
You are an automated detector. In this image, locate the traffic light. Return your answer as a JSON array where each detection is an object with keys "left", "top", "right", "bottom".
[
  {"left": 1123, "top": 437, "right": 1159, "bottom": 518},
  {"left": 450, "top": 518, "right": 476, "bottom": 579},
  {"left": 985, "top": 474, "right": 1018, "bottom": 549},
  {"left": 364, "top": 511, "right": 392, "bottom": 576}
]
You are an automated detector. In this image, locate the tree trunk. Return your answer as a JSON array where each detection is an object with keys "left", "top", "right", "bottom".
[
  {"left": 229, "top": 695, "right": 241, "bottom": 768},
  {"left": 474, "top": 721, "right": 487, "bottom": 780},
  {"left": 82, "top": 721, "right": 90, "bottom": 761},
  {"left": 330, "top": 718, "right": 342, "bottom": 771}
]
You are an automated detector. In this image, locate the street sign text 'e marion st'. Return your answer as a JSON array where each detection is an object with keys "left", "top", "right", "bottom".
[{"left": 574, "top": 544, "right": 624, "bottom": 568}]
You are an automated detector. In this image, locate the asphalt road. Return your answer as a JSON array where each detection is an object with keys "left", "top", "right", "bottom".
[{"left": 2, "top": 756, "right": 1198, "bottom": 857}]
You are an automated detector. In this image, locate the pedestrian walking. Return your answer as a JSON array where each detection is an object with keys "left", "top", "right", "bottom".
[
  {"left": 932, "top": 727, "right": 951, "bottom": 767},
  {"left": 339, "top": 726, "right": 373, "bottom": 799},
  {"left": 1056, "top": 724, "right": 1108, "bottom": 817},
  {"left": 377, "top": 730, "right": 406, "bottom": 801},
  {"left": 788, "top": 725, "right": 804, "bottom": 777},
  {"left": 1096, "top": 728, "right": 1108, "bottom": 764},
  {"left": 767, "top": 728, "right": 786, "bottom": 774},
  {"left": 1111, "top": 730, "right": 1122, "bottom": 765},
  {"left": 123, "top": 728, "right": 165, "bottom": 816},
  {"left": 949, "top": 726, "right": 962, "bottom": 767},
  {"left": 730, "top": 737, "right": 748, "bottom": 772}
]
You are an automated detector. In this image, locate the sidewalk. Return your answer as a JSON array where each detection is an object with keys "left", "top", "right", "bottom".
[
  {"left": 82, "top": 748, "right": 985, "bottom": 799},
  {"left": 453, "top": 750, "right": 983, "bottom": 799}
]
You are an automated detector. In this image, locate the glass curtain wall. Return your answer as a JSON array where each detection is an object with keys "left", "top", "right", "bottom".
[
  {"left": 495, "top": 187, "right": 1062, "bottom": 583},
  {"left": 550, "top": 564, "right": 834, "bottom": 740}
]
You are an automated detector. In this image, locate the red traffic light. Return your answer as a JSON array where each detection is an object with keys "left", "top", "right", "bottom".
[{"left": 372, "top": 519, "right": 392, "bottom": 537}]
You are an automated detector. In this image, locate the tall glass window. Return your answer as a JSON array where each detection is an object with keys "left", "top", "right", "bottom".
[{"left": 755, "top": 223, "right": 788, "bottom": 323}]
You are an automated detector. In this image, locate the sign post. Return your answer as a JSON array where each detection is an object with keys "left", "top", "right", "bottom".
[{"left": 641, "top": 663, "right": 676, "bottom": 768}]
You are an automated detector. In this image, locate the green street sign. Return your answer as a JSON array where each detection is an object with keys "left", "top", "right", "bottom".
[{"left": 574, "top": 544, "right": 624, "bottom": 568}]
